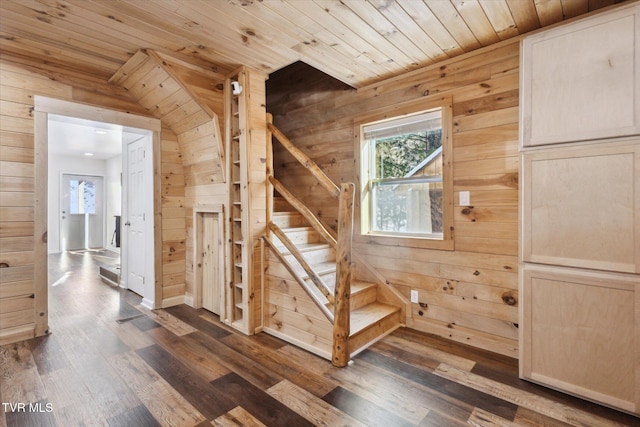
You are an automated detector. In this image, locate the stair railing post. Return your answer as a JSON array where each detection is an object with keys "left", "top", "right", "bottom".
[
  {"left": 332, "top": 183, "right": 355, "bottom": 367},
  {"left": 266, "top": 113, "right": 274, "bottom": 239}
]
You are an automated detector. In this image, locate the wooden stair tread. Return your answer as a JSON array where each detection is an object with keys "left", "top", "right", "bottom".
[
  {"left": 350, "top": 280, "right": 376, "bottom": 295},
  {"left": 278, "top": 225, "right": 315, "bottom": 232},
  {"left": 273, "top": 211, "right": 303, "bottom": 217},
  {"left": 274, "top": 242, "right": 332, "bottom": 255},
  {"left": 350, "top": 302, "right": 400, "bottom": 337}
]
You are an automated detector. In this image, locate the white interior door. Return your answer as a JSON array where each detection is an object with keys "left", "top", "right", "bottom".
[
  {"left": 202, "top": 213, "right": 220, "bottom": 314},
  {"left": 125, "top": 138, "right": 146, "bottom": 296},
  {"left": 60, "top": 174, "right": 104, "bottom": 251}
]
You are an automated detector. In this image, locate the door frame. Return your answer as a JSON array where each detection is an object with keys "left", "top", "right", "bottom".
[
  {"left": 192, "top": 205, "right": 226, "bottom": 319},
  {"left": 35, "top": 96, "right": 162, "bottom": 335},
  {"left": 59, "top": 172, "right": 106, "bottom": 252}
]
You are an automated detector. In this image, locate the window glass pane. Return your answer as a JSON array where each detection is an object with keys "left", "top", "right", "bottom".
[
  {"left": 69, "top": 180, "right": 80, "bottom": 214},
  {"left": 372, "top": 181, "right": 443, "bottom": 235},
  {"left": 83, "top": 180, "right": 96, "bottom": 214},
  {"left": 69, "top": 179, "right": 96, "bottom": 214},
  {"left": 363, "top": 108, "right": 443, "bottom": 238}
]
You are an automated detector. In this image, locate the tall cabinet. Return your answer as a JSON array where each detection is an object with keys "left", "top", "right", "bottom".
[{"left": 519, "top": 3, "right": 640, "bottom": 414}]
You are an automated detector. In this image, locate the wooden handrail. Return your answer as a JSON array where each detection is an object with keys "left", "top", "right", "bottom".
[
  {"left": 332, "top": 183, "right": 355, "bottom": 367},
  {"left": 267, "top": 123, "right": 340, "bottom": 199},
  {"left": 268, "top": 175, "right": 337, "bottom": 249},
  {"left": 266, "top": 121, "right": 355, "bottom": 367},
  {"left": 263, "top": 237, "right": 335, "bottom": 323},
  {"left": 268, "top": 222, "right": 335, "bottom": 305}
]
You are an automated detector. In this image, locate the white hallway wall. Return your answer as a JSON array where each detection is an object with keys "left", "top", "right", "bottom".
[
  {"left": 47, "top": 154, "right": 111, "bottom": 253},
  {"left": 105, "top": 154, "right": 122, "bottom": 253}
]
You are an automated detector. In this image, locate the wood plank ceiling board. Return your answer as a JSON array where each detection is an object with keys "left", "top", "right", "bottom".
[
  {"left": 452, "top": 0, "right": 502, "bottom": 46},
  {"left": 0, "top": 0, "right": 631, "bottom": 89},
  {"left": 368, "top": 0, "right": 451, "bottom": 61},
  {"left": 313, "top": 0, "right": 416, "bottom": 73},
  {"left": 560, "top": 0, "right": 590, "bottom": 19},
  {"left": 267, "top": 0, "right": 392, "bottom": 83},
  {"left": 505, "top": 0, "right": 542, "bottom": 34},
  {"left": 425, "top": 0, "right": 484, "bottom": 52},
  {"left": 396, "top": 0, "right": 466, "bottom": 56},
  {"left": 339, "top": 0, "right": 439, "bottom": 67},
  {"left": 479, "top": 0, "right": 520, "bottom": 40},
  {"left": 534, "top": 0, "right": 567, "bottom": 26}
]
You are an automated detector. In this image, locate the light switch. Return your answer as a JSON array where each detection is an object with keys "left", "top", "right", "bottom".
[
  {"left": 410, "top": 290, "right": 419, "bottom": 303},
  {"left": 459, "top": 191, "right": 470, "bottom": 206}
]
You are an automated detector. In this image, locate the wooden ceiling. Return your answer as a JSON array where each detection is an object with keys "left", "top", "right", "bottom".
[{"left": 0, "top": 0, "right": 628, "bottom": 89}]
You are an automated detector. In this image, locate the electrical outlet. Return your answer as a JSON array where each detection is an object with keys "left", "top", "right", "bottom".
[
  {"left": 410, "top": 290, "right": 419, "bottom": 303},
  {"left": 459, "top": 191, "right": 470, "bottom": 206}
]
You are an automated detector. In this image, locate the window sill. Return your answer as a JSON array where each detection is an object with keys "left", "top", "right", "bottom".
[{"left": 354, "top": 232, "right": 454, "bottom": 251}]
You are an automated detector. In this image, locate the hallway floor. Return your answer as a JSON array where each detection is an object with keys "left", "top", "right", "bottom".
[{"left": 0, "top": 251, "right": 636, "bottom": 426}]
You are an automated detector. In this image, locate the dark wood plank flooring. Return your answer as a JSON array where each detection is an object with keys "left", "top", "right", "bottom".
[{"left": 0, "top": 251, "right": 637, "bottom": 427}]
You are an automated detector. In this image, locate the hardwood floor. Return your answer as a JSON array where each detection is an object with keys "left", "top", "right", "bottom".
[{"left": 0, "top": 251, "right": 637, "bottom": 427}]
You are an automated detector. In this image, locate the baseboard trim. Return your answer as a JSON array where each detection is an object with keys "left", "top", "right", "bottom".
[
  {"left": 0, "top": 323, "right": 35, "bottom": 346},
  {"left": 183, "top": 294, "right": 194, "bottom": 308},
  {"left": 162, "top": 295, "right": 184, "bottom": 308},
  {"left": 263, "top": 327, "right": 331, "bottom": 361}
]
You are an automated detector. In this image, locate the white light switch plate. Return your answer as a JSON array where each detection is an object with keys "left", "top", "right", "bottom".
[
  {"left": 459, "top": 191, "right": 470, "bottom": 206},
  {"left": 410, "top": 290, "right": 419, "bottom": 303}
]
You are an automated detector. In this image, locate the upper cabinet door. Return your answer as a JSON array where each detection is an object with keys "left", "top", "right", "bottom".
[{"left": 521, "top": 4, "right": 640, "bottom": 148}]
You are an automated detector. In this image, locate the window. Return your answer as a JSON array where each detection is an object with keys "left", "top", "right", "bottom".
[
  {"left": 69, "top": 179, "right": 96, "bottom": 214},
  {"left": 357, "top": 99, "right": 453, "bottom": 248}
]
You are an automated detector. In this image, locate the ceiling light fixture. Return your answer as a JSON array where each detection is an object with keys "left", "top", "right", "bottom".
[
  {"left": 84, "top": 152, "right": 94, "bottom": 157},
  {"left": 94, "top": 130, "right": 108, "bottom": 135}
]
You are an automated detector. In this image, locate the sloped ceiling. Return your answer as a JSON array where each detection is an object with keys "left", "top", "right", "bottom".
[{"left": 0, "top": 0, "right": 628, "bottom": 88}]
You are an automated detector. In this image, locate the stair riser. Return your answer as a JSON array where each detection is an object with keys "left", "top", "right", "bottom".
[
  {"left": 301, "top": 247, "right": 335, "bottom": 265},
  {"left": 349, "top": 310, "right": 402, "bottom": 356},
  {"left": 273, "top": 198, "right": 294, "bottom": 212},
  {"left": 274, "top": 229, "right": 322, "bottom": 245},
  {"left": 272, "top": 213, "right": 308, "bottom": 228},
  {"left": 350, "top": 286, "right": 377, "bottom": 310}
]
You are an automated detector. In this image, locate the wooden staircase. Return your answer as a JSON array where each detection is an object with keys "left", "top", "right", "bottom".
[
  {"left": 262, "top": 119, "right": 405, "bottom": 366},
  {"left": 265, "top": 199, "right": 402, "bottom": 362}
]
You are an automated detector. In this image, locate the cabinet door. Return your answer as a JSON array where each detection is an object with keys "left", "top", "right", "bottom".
[
  {"left": 520, "top": 264, "right": 638, "bottom": 413},
  {"left": 520, "top": 3, "right": 640, "bottom": 147},
  {"left": 521, "top": 140, "right": 640, "bottom": 273}
]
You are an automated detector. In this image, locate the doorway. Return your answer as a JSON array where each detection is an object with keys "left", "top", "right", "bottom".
[
  {"left": 60, "top": 174, "right": 104, "bottom": 251},
  {"left": 34, "top": 97, "right": 162, "bottom": 336},
  {"left": 194, "top": 207, "right": 225, "bottom": 318}
]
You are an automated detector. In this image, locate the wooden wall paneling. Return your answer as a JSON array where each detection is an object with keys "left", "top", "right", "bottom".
[
  {"left": 0, "top": 279, "right": 33, "bottom": 300},
  {"left": 269, "top": 38, "right": 521, "bottom": 355},
  {"left": 0, "top": 55, "right": 187, "bottom": 344}
]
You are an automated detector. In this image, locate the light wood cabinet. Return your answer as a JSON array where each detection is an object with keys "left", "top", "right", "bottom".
[
  {"left": 519, "top": 2, "right": 640, "bottom": 415},
  {"left": 520, "top": 3, "right": 640, "bottom": 147},
  {"left": 520, "top": 264, "right": 638, "bottom": 413},
  {"left": 522, "top": 139, "right": 640, "bottom": 274}
]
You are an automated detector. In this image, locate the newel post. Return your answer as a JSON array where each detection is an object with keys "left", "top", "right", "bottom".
[
  {"left": 332, "top": 183, "right": 355, "bottom": 367},
  {"left": 266, "top": 113, "right": 274, "bottom": 237}
]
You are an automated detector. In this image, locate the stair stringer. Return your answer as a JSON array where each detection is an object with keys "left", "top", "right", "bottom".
[
  {"left": 263, "top": 245, "right": 334, "bottom": 361},
  {"left": 352, "top": 251, "right": 410, "bottom": 326}
]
